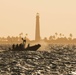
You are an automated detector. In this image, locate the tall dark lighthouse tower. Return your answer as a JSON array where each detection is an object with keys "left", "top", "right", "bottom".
[{"left": 35, "top": 13, "right": 41, "bottom": 41}]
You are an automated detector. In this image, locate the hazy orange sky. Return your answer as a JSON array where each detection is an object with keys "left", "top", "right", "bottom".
[{"left": 0, "top": 0, "right": 76, "bottom": 40}]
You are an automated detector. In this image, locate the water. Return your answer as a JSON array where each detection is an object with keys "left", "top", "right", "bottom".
[
  {"left": 0, "top": 50, "right": 6, "bottom": 52},
  {"left": 0, "top": 44, "right": 76, "bottom": 75}
]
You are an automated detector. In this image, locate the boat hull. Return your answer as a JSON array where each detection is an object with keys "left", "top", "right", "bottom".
[{"left": 10, "top": 44, "right": 41, "bottom": 51}]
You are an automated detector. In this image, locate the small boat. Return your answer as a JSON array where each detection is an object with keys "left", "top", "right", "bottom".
[
  {"left": 9, "top": 38, "right": 41, "bottom": 51},
  {"left": 10, "top": 44, "right": 41, "bottom": 51}
]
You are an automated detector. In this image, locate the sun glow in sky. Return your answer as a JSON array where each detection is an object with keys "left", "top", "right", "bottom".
[{"left": 0, "top": 0, "right": 76, "bottom": 40}]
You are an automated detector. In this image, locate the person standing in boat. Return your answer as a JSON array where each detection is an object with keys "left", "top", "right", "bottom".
[{"left": 22, "top": 38, "right": 26, "bottom": 49}]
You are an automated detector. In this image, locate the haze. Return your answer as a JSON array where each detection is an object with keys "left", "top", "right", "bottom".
[{"left": 0, "top": 0, "right": 76, "bottom": 40}]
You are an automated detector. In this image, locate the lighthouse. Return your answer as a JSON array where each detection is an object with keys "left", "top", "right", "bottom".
[{"left": 35, "top": 13, "right": 41, "bottom": 41}]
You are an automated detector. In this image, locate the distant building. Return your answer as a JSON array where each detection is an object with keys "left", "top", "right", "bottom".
[{"left": 35, "top": 13, "right": 41, "bottom": 41}]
